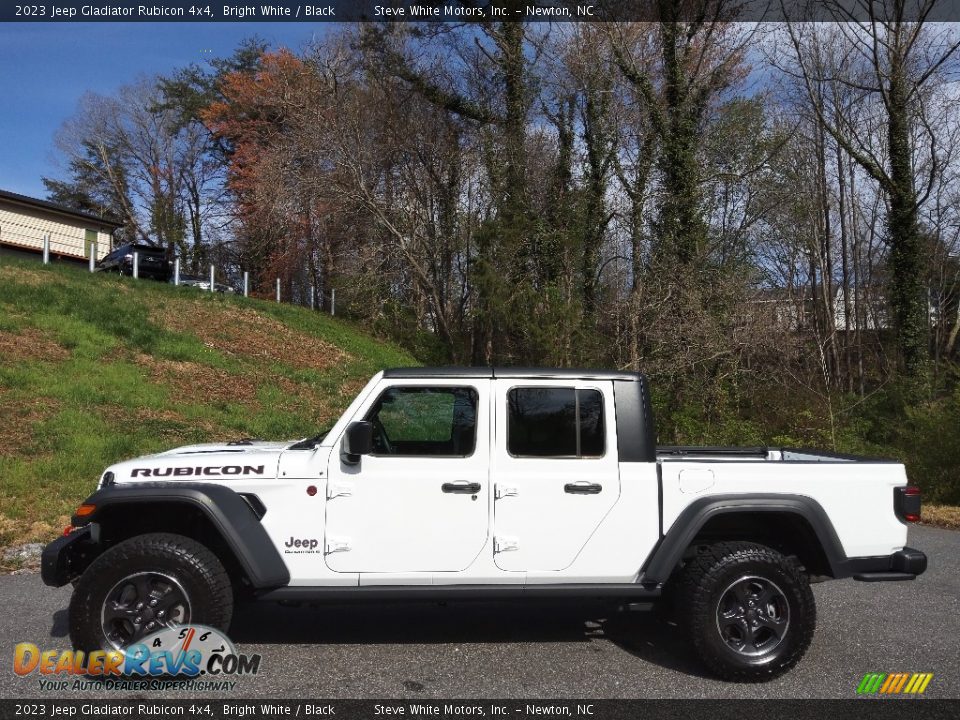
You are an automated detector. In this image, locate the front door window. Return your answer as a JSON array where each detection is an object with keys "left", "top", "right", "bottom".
[{"left": 367, "top": 386, "right": 478, "bottom": 457}]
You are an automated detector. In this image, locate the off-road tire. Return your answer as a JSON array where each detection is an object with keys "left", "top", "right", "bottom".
[
  {"left": 677, "top": 541, "right": 815, "bottom": 682},
  {"left": 69, "top": 532, "right": 233, "bottom": 652}
]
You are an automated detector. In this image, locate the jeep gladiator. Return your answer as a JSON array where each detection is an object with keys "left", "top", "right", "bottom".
[{"left": 42, "top": 367, "right": 927, "bottom": 680}]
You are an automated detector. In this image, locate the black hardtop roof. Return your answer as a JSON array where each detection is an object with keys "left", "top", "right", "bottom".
[{"left": 383, "top": 367, "right": 644, "bottom": 382}]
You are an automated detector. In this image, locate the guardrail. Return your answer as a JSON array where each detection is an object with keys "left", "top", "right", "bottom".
[{"left": 16, "top": 235, "right": 337, "bottom": 315}]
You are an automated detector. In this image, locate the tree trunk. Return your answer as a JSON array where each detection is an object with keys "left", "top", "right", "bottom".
[
  {"left": 887, "top": 61, "right": 929, "bottom": 377},
  {"left": 849, "top": 157, "right": 866, "bottom": 396},
  {"left": 656, "top": 17, "right": 705, "bottom": 266},
  {"left": 836, "top": 142, "right": 853, "bottom": 392}
]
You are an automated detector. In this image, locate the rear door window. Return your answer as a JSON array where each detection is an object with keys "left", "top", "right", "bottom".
[{"left": 507, "top": 387, "right": 605, "bottom": 458}]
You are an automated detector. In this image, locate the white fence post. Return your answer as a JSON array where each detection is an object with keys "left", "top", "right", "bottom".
[
  {"left": 309, "top": 285, "right": 315, "bottom": 310},
  {"left": 132, "top": 252, "right": 139, "bottom": 279},
  {"left": 209, "top": 264, "right": 215, "bottom": 293},
  {"left": 243, "top": 271, "right": 249, "bottom": 298},
  {"left": 331, "top": 288, "right": 336, "bottom": 316},
  {"left": 89, "top": 243, "right": 96, "bottom": 272},
  {"left": 174, "top": 258, "right": 180, "bottom": 286},
  {"left": 43, "top": 235, "right": 50, "bottom": 264},
  {"left": 276, "top": 278, "right": 280, "bottom": 303}
]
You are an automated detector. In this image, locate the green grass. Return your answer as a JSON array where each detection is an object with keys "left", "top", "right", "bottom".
[{"left": 0, "top": 258, "right": 416, "bottom": 554}]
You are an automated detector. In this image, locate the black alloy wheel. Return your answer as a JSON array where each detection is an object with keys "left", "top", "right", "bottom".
[
  {"left": 714, "top": 575, "right": 790, "bottom": 658},
  {"left": 100, "top": 571, "right": 191, "bottom": 650}
]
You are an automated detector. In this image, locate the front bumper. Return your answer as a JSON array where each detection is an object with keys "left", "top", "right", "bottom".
[
  {"left": 40, "top": 525, "right": 98, "bottom": 587},
  {"left": 851, "top": 546, "right": 928, "bottom": 582}
]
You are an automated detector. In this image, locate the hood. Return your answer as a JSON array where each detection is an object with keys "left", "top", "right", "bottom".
[{"left": 105, "top": 440, "right": 292, "bottom": 485}]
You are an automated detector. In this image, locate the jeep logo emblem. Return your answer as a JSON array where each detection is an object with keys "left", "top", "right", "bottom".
[{"left": 284, "top": 537, "right": 319, "bottom": 552}]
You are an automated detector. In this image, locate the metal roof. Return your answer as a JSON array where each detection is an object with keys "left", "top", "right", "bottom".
[
  {"left": 383, "top": 367, "right": 644, "bottom": 381},
  {"left": 0, "top": 189, "right": 123, "bottom": 228}
]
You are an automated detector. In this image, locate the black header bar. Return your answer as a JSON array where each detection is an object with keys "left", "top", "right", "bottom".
[
  {"left": 0, "top": 699, "right": 959, "bottom": 720},
  {"left": 6, "top": 1, "right": 960, "bottom": 23}
]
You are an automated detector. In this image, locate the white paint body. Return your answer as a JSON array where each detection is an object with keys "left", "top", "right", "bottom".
[{"left": 105, "top": 372, "right": 911, "bottom": 587}]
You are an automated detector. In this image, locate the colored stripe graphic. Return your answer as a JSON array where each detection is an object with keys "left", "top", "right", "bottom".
[
  {"left": 857, "top": 672, "right": 933, "bottom": 695},
  {"left": 857, "top": 673, "right": 886, "bottom": 694},
  {"left": 894, "top": 674, "right": 910, "bottom": 693}
]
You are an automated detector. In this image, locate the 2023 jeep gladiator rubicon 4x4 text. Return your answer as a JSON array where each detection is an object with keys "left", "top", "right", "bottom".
[{"left": 43, "top": 368, "right": 927, "bottom": 681}]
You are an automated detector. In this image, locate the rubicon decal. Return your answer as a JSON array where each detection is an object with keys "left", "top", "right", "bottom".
[
  {"left": 857, "top": 672, "right": 934, "bottom": 695},
  {"left": 131, "top": 465, "right": 265, "bottom": 477}
]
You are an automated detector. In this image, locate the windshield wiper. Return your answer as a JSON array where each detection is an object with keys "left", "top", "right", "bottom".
[{"left": 288, "top": 427, "right": 332, "bottom": 450}]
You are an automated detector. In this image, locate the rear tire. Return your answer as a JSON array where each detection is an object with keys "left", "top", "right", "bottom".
[
  {"left": 677, "top": 541, "right": 815, "bottom": 681},
  {"left": 69, "top": 532, "right": 233, "bottom": 653}
]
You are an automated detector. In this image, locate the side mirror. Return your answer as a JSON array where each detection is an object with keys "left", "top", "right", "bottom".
[{"left": 341, "top": 421, "right": 374, "bottom": 464}]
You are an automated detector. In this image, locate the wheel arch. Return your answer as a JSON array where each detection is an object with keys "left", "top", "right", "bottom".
[
  {"left": 641, "top": 494, "right": 847, "bottom": 584},
  {"left": 70, "top": 483, "right": 289, "bottom": 590}
]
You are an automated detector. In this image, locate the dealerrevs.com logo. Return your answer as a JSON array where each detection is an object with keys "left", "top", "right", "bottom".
[
  {"left": 14, "top": 625, "right": 260, "bottom": 692},
  {"left": 857, "top": 672, "right": 935, "bottom": 696}
]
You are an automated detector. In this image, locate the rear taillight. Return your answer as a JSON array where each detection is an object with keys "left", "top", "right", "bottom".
[{"left": 894, "top": 486, "right": 922, "bottom": 523}]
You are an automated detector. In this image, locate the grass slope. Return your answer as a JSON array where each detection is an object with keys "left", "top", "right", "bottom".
[{"left": 0, "top": 259, "right": 416, "bottom": 559}]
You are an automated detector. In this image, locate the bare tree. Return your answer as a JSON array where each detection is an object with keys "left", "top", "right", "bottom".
[{"left": 781, "top": 5, "right": 960, "bottom": 378}]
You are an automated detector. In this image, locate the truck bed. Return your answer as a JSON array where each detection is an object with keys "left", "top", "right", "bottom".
[{"left": 655, "top": 445, "right": 909, "bottom": 559}]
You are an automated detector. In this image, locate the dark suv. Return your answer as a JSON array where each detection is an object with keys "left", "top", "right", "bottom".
[{"left": 96, "top": 243, "right": 170, "bottom": 281}]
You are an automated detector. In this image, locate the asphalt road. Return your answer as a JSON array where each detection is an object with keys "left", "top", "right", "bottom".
[{"left": 1, "top": 525, "right": 957, "bottom": 700}]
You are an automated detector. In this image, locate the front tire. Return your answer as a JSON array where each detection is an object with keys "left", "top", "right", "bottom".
[
  {"left": 69, "top": 533, "right": 233, "bottom": 652},
  {"left": 677, "top": 541, "right": 815, "bottom": 681}
]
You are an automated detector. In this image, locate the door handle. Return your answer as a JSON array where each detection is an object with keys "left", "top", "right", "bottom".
[
  {"left": 442, "top": 482, "right": 481, "bottom": 494},
  {"left": 564, "top": 482, "right": 602, "bottom": 495}
]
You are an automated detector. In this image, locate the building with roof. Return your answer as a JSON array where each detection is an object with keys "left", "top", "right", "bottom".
[{"left": 0, "top": 189, "right": 122, "bottom": 265}]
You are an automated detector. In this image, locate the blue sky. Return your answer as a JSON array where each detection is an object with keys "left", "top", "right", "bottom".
[{"left": 1, "top": 22, "right": 329, "bottom": 199}]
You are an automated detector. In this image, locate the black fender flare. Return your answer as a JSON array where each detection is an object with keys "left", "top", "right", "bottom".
[
  {"left": 69, "top": 482, "right": 289, "bottom": 588},
  {"left": 640, "top": 493, "right": 850, "bottom": 584}
]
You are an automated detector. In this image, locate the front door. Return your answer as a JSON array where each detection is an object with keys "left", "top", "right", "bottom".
[
  {"left": 491, "top": 380, "right": 620, "bottom": 572},
  {"left": 324, "top": 380, "right": 490, "bottom": 573}
]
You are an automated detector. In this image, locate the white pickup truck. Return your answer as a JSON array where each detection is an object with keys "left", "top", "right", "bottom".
[{"left": 43, "top": 367, "right": 927, "bottom": 681}]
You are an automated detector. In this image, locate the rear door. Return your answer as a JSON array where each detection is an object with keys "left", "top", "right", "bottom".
[
  {"left": 491, "top": 379, "right": 620, "bottom": 571},
  {"left": 324, "top": 379, "right": 490, "bottom": 573}
]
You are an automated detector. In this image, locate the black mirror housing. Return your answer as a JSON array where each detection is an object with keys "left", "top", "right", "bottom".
[{"left": 341, "top": 421, "right": 374, "bottom": 463}]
